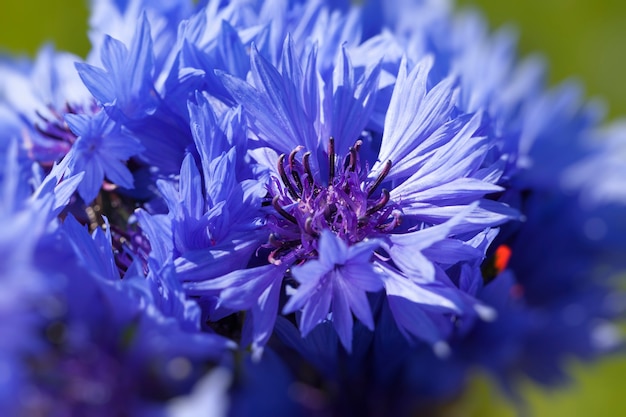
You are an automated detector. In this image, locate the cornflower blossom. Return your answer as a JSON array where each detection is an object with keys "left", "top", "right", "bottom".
[
  {"left": 0, "top": 0, "right": 625, "bottom": 416},
  {"left": 185, "top": 44, "right": 515, "bottom": 355},
  {"left": 0, "top": 46, "right": 94, "bottom": 166}
]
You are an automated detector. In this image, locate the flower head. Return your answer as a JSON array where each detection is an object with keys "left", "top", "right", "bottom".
[{"left": 180, "top": 20, "right": 519, "bottom": 357}]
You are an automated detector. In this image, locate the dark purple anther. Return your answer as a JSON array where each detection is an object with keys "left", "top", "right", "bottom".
[
  {"left": 328, "top": 136, "right": 336, "bottom": 183},
  {"left": 277, "top": 154, "right": 300, "bottom": 200},
  {"left": 303, "top": 152, "right": 314, "bottom": 187},
  {"left": 367, "top": 160, "right": 392, "bottom": 197}
]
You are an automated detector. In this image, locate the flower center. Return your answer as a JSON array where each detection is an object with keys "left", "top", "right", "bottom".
[
  {"left": 265, "top": 137, "right": 400, "bottom": 265},
  {"left": 34, "top": 104, "right": 79, "bottom": 146},
  {"left": 32, "top": 102, "right": 100, "bottom": 167}
]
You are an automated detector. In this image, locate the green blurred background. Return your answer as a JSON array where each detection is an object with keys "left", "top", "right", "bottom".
[{"left": 1, "top": 1, "right": 625, "bottom": 416}]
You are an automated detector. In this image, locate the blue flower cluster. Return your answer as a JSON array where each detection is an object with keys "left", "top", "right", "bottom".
[{"left": 1, "top": 0, "right": 625, "bottom": 415}]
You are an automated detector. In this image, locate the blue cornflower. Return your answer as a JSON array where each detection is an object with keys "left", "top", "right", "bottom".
[
  {"left": 78, "top": 12, "right": 191, "bottom": 174},
  {"left": 0, "top": 45, "right": 94, "bottom": 166},
  {"left": 186, "top": 35, "right": 516, "bottom": 353}
]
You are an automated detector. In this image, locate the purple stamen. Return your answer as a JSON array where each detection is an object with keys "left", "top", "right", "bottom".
[
  {"left": 328, "top": 137, "right": 336, "bottom": 183},
  {"left": 265, "top": 140, "right": 399, "bottom": 264},
  {"left": 367, "top": 160, "right": 392, "bottom": 197},
  {"left": 277, "top": 154, "right": 300, "bottom": 200},
  {"left": 288, "top": 146, "right": 304, "bottom": 168},
  {"left": 303, "top": 152, "right": 314, "bottom": 187},
  {"left": 272, "top": 195, "right": 298, "bottom": 224},
  {"left": 366, "top": 189, "right": 390, "bottom": 216}
]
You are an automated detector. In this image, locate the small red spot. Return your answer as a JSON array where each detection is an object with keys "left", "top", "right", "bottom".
[{"left": 494, "top": 244, "right": 512, "bottom": 274}]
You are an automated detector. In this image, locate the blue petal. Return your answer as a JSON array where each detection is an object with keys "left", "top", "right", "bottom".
[
  {"left": 184, "top": 264, "right": 286, "bottom": 311},
  {"left": 338, "top": 270, "right": 375, "bottom": 330},
  {"left": 317, "top": 229, "right": 348, "bottom": 267},
  {"left": 179, "top": 153, "right": 204, "bottom": 220},
  {"left": 299, "top": 278, "right": 333, "bottom": 337},
  {"left": 322, "top": 47, "right": 382, "bottom": 155},
  {"left": 375, "top": 56, "right": 457, "bottom": 180},
  {"left": 379, "top": 262, "right": 462, "bottom": 312},
  {"left": 75, "top": 62, "right": 115, "bottom": 106},
  {"left": 284, "top": 260, "right": 330, "bottom": 313}
]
